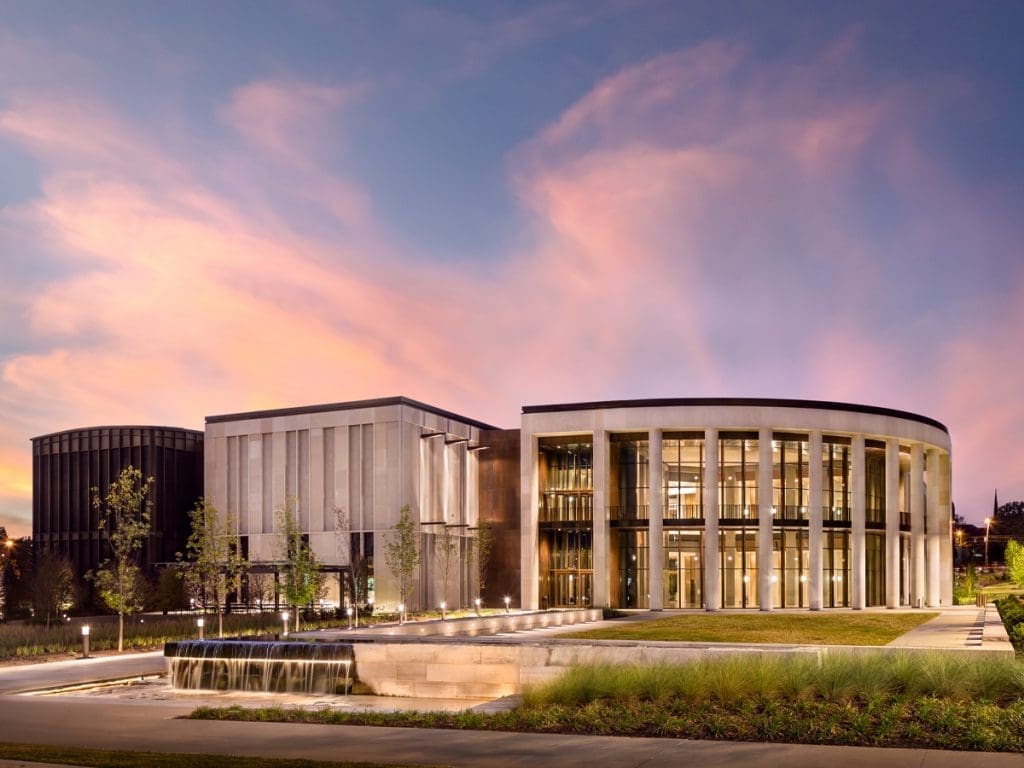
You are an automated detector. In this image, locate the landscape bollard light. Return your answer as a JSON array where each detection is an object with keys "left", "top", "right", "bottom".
[
  {"left": 197, "top": 617, "right": 204, "bottom": 640},
  {"left": 347, "top": 606, "right": 353, "bottom": 630},
  {"left": 282, "top": 611, "right": 290, "bottom": 638},
  {"left": 398, "top": 603, "right": 405, "bottom": 625},
  {"left": 474, "top": 597, "right": 482, "bottom": 617},
  {"left": 81, "top": 625, "right": 90, "bottom": 659},
  {"left": 440, "top": 601, "right": 447, "bottom": 621},
  {"left": 504, "top": 596, "right": 511, "bottom": 615}
]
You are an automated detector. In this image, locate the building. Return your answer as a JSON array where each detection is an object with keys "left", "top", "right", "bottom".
[
  {"left": 31, "top": 426, "right": 204, "bottom": 585},
  {"left": 34, "top": 396, "right": 953, "bottom": 613},
  {"left": 520, "top": 398, "right": 953, "bottom": 611},
  {"left": 203, "top": 397, "right": 494, "bottom": 611}
]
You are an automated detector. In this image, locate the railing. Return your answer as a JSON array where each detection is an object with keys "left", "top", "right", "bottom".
[
  {"left": 824, "top": 506, "right": 850, "bottom": 522},
  {"left": 665, "top": 503, "right": 703, "bottom": 520},
  {"left": 608, "top": 505, "right": 649, "bottom": 521},
  {"left": 540, "top": 491, "right": 593, "bottom": 523}
]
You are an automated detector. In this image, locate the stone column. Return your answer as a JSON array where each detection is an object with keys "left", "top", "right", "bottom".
[
  {"left": 939, "top": 452, "right": 953, "bottom": 606},
  {"left": 592, "top": 428, "right": 609, "bottom": 608},
  {"left": 910, "top": 444, "right": 925, "bottom": 608},
  {"left": 703, "top": 428, "right": 720, "bottom": 611},
  {"left": 808, "top": 431, "right": 823, "bottom": 610},
  {"left": 520, "top": 433, "right": 539, "bottom": 610},
  {"left": 926, "top": 448, "right": 941, "bottom": 607},
  {"left": 758, "top": 428, "right": 774, "bottom": 611},
  {"left": 851, "top": 435, "right": 866, "bottom": 610},
  {"left": 885, "top": 439, "right": 900, "bottom": 608},
  {"left": 648, "top": 430, "right": 664, "bottom": 611}
]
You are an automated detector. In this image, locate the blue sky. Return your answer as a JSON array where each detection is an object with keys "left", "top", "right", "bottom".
[{"left": 1, "top": 1, "right": 1022, "bottom": 535}]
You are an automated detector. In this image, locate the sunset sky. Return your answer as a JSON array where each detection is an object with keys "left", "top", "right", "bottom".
[{"left": 2, "top": 1, "right": 1022, "bottom": 537}]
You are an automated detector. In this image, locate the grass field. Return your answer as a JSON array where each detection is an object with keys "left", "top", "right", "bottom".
[
  {"left": 561, "top": 611, "right": 939, "bottom": 645},
  {"left": 0, "top": 742, "right": 437, "bottom": 768},
  {"left": 193, "top": 653, "right": 1024, "bottom": 752}
]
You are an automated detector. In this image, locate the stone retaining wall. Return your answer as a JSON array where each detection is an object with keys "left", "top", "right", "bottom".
[{"left": 352, "top": 637, "right": 1016, "bottom": 699}]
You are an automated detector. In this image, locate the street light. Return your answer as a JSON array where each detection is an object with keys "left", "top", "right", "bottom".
[{"left": 985, "top": 517, "right": 993, "bottom": 569}]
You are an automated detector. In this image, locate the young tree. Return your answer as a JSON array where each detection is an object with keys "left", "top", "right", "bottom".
[
  {"left": 0, "top": 527, "right": 14, "bottom": 621},
  {"left": 32, "top": 551, "right": 77, "bottom": 627},
  {"left": 91, "top": 466, "right": 153, "bottom": 652},
  {"left": 434, "top": 524, "right": 459, "bottom": 609},
  {"left": 247, "top": 571, "right": 276, "bottom": 610},
  {"left": 181, "top": 498, "right": 249, "bottom": 638},
  {"left": 384, "top": 505, "right": 421, "bottom": 611},
  {"left": 334, "top": 507, "right": 370, "bottom": 626},
  {"left": 153, "top": 566, "right": 187, "bottom": 614},
  {"left": 472, "top": 523, "right": 495, "bottom": 603},
  {"left": 277, "top": 500, "right": 326, "bottom": 632},
  {"left": 1006, "top": 540, "right": 1024, "bottom": 589}
]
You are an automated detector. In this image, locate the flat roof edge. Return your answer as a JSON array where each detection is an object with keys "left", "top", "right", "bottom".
[
  {"left": 206, "top": 396, "right": 497, "bottom": 431},
  {"left": 521, "top": 398, "right": 949, "bottom": 434},
  {"left": 31, "top": 425, "right": 204, "bottom": 442}
]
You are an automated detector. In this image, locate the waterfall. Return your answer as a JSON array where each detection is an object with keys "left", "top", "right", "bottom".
[{"left": 164, "top": 640, "right": 355, "bottom": 694}]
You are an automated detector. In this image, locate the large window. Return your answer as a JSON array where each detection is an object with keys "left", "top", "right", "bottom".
[
  {"left": 823, "top": 530, "right": 850, "bottom": 607},
  {"left": 720, "top": 435, "right": 759, "bottom": 520},
  {"left": 539, "top": 439, "right": 593, "bottom": 522},
  {"left": 663, "top": 435, "right": 704, "bottom": 520},
  {"left": 772, "top": 437, "right": 808, "bottom": 521},
  {"left": 541, "top": 529, "right": 593, "bottom": 608},
  {"left": 720, "top": 529, "right": 758, "bottom": 608},
  {"left": 823, "top": 439, "right": 851, "bottom": 522},
  {"left": 615, "top": 529, "right": 648, "bottom": 608},
  {"left": 865, "top": 531, "right": 885, "bottom": 606},
  {"left": 772, "top": 528, "right": 808, "bottom": 608},
  {"left": 609, "top": 434, "right": 648, "bottom": 521},
  {"left": 865, "top": 444, "right": 886, "bottom": 525},
  {"left": 664, "top": 529, "right": 702, "bottom": 608}
]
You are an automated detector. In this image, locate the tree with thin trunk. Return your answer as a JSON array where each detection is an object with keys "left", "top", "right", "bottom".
[
  {"left": 91, "top": 466, "right": 152, "bottom": 652},
  {"left": 277, "top": 499, "right": 326, "bottom": 632},
  {"left": 435, "top": 524, "right": 459, "bottom": 609},
  {"left": 334, "top": 506, "right": 370, "bottom": 626},
  {"left": 32, "top": 551, "right": 77, "bottom": 628},
  {"left": 473, "top": 523, "right": 495, "bottom": 604},
  {"left": 384, "top": 504, "right": 421, "bottom": 611},
  {"left": 181, "top": 498, "right": 249, "bottom": 638}
]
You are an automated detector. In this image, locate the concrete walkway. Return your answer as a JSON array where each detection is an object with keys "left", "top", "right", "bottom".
[
  {"left": 0, "top": 696, "right": 1023, "bottom": 768},
  {"left": 887, "top": 605, "right": 1013, "bottom": 652}
]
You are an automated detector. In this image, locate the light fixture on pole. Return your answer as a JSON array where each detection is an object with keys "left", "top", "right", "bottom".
[
  {"left": 197, "top": 617, "right": 204, "bottom": 640},
  {"left": 346, "top": 606, "right": 353, "bottom": 630},
  {"left": 440, "top": 600, "right": 447, "bottom": 621},
  {"left": 984, "top": 517, "right": 992, "bottom": 569},
  {"left": 474, "top": 597, "right": 481, "bottom": 617},
  {"left": 81, "top": 625, "right": 90, "bottom": 659},
  {"left": 282, "top": 610, "right": 290, "bottom": 637},
  {"left": 504, "top": 595, "right": 511, "bottom": 615},
  {"left": 398, "top": 602, "right": 406, "bottom": 625}
]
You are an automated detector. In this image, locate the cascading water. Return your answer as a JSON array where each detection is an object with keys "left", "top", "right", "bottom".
[{"left": 164, "top": 640, "right": 355, "bottom": 694}]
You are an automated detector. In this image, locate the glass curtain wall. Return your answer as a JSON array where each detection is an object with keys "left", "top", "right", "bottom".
[
  {"left": 663, "top": 435, "right": 704, "bottom": 520},
  {"left": 773, "top": 438, "right": 808, "bottom": 520},
  {"left": 720, "top": 435, "right": 758, "bottom": 608},
  {"left": 538, "top": 438, "right": 593, "bottom": 608},
  {"left": 772, "top": 529, "right": 809, "bottom": 607},
  {"left": 663, "top": 529, "right": 703, "bottom": 608},
  {"left": 823, "top": 530, "right": 850, "bottom": 607},
  {"left": 610, "top": 435, "right": 649, "bottom": 608},
  {"left": 823, "top": 440, "right": 851, "bottom": 521}
]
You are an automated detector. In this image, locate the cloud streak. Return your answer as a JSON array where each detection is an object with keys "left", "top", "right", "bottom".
[{"left": 1, "top": 28, "right": 1021, "bottom": 536}]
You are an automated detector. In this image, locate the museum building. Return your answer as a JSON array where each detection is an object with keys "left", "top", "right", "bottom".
[
  {"left": 33, "top": 397, "right": 953, "bottom": 612},
  {"left": 520, "top": 399, "right": 953, "bottom": 612}
]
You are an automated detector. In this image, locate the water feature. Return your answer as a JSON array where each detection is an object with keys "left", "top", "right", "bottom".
[{"left": 164, "top": 640, "right": 355, "bottom": 694}]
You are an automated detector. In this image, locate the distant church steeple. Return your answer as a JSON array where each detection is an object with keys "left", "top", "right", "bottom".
[{"left": 994, "top": 489, "right": 1000, "bottom": 516}]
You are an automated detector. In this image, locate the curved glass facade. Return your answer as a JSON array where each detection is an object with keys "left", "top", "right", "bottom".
[{"left": 525, "top": 401, "right": 951, "bottom": 611}]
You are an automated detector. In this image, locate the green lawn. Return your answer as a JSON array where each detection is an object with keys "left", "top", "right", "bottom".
[
  {"left": 562, "top": 612, "right": 938, "bottom": 645},
  {"left": 0, "top": 742, "right": 439, "bottom": 768}
]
